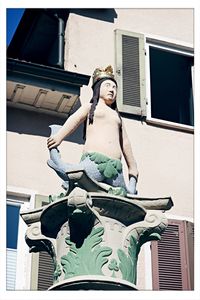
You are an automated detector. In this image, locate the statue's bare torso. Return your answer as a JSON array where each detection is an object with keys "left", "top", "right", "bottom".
[
  {"left": 47, "top": 79, "right": 138, "bottom": 185},
  {"left": 84, "top": 102, "right": 122, "bottom": 160}
]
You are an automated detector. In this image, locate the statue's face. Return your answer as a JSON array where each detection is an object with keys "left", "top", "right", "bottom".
[{"left": 99, "top": 79, "right": 117, "bottom": 105}]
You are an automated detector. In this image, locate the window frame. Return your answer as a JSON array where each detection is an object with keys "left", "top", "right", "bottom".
[
  {"left": 6, "top": 186, "right": 37, "bottom": 290},
  {"left": 145, "top": 37, "right": 194, "bottom": 132}
]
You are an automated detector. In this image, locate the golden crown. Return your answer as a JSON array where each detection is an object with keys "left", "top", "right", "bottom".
[{"left": 92, "top": 65, "right": 115, "bottom": 86}]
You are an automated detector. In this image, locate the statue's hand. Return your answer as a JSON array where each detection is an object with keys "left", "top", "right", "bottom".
[
  {"left": 127, "top": 176, "right": 137, "bottom": 195},
  {"left": 47, "top": 134, "right": 62, "bottom": 149}
]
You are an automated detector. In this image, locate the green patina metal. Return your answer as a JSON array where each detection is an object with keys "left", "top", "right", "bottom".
[
  {"left": 60, "top": 227, "right": 112, "bottom": 279},
  {"left": 81, "top": 152, "right": 122, "bottom": 179}
]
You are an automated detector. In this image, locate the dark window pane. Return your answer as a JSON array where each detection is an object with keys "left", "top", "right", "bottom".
[
  {"left": 150, "top": 47, "right": 194, "bottom": 126},
  {"left": 7, "top": 9, "right": 69, "bottom": 69},
  {"left": 6, "top": 204, "right": 20, "bottom": 249}
]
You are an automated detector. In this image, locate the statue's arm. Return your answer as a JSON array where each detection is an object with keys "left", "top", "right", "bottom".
[
  {"left": 47, "top": 103, "right": 90, "bottom": 149},
  {"left": 120, "top": 122, "right": 139, "bottom": 181}
]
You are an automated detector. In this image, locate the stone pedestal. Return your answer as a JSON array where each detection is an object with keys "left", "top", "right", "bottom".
[{"left": 21, "top": 170, "right": 173, "bottom": 290}]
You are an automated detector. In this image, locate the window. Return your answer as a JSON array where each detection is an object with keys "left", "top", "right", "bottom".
[
  {"left": 7, "top": 9, "right": 69, "bottom": 69},
  {"left": 6, "top": 191, "right": 54, "bottom": 291},
  {"left": 147, "top": 43, "right": 194, "bottom": 126},
  {"left": 7, "top": 204, "right": 20, "bottom": 249},
  {"left": 6, "top": 203, "right": 21, "bottom": 290},
  {"left": 151, "top": 219, "right": 194, "bottom": 290},
  {"left": 115, "top": 30, "right": 194, "bottom": 128},
  {"left": 6, "top": 189, "right": 35, "bottom": 290}
]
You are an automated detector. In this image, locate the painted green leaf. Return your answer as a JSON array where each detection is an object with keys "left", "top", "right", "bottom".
[
  {"left": 83, "top": 226, "right": 104, "bottom": 250},
  {"left": 89, "top": 153, "right": 107, "bottom": 164},
  {"left": 108, "top": 187, "right": 127, "bottom": 197},
  {"left": 61, "top": 252, "right": 79, "bottom": 279},
  {"left": 97, "top": 162, "right": 118, "bottom": 178},
  {"left": 85, "top": 152, "right": 123, "bottom": 179},
  {"left": 65, "top": 238, "right": 77, "bottom": 254},
  {"left": 53, "top": 262, "right": 62, "bottom": 281},
  {"left": 61, "top": 227, "right": 112, "bottom": 279},
  {"left": 108, "top": 258, "right": 119, "bottom": 271},
  {"left": 104, "top": 161, "right": 118, "bottom": 178},
  {"left": 117, "top": 249, "right": 129, "bottom": 280},
  {"left": 111, "top": 159, "right": 122, "bottom": 172},
  {"left": 92, "top": 245, "right": 112, "bottom": 274},
  {"left": 129, "top": 235, "right": 137, "bottom": 261},
  {"left": 117, "top": 235, "right": 138, "bottom": 284}
]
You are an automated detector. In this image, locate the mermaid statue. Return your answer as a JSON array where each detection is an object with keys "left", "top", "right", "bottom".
[{"left": 47, "top": 66, "right": 138, "bottom": 195}]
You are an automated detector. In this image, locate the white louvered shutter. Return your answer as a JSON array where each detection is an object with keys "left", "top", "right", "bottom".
[{"left": 115, "top": 29, "right": 146, "bottom": 116}]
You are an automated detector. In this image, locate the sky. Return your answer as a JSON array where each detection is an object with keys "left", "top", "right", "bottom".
[{"left": 6, "top": 8, "right": 25, "bottom": 46}]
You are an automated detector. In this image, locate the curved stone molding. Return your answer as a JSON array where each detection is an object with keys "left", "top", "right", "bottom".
[
  {"left": 25, "top": 221, "right": 56, "bottom": 256},
  {"left": 122, "top": 210, "right": 168, "bottom": 245},
  {"left": 20, "top": 207, "right": 43, "bottom": 225},
  {"left": 48, "top": 275, "right": 137, "bottom": 290}
]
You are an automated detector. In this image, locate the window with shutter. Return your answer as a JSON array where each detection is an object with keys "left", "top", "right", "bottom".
[
  {"left": 115, "top": 30, "right": 194, "bottom": 130},
  {"left": 151, "top": 219, "right": 194, "bottom": 290},
  {"left": 30, "top": 194, "right": 54, "bottom": 290},
  {"left": 115, "top": 29, "right": 146, "bottom": 116}
]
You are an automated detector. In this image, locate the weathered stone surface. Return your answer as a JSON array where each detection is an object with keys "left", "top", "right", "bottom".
[{"left": 21, "top": 169, "right": 173, "bottom": 290}]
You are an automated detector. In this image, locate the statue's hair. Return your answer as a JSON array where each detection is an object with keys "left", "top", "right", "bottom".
[{"left": 83, "top": 77, "right": 121, "bottom": 140}]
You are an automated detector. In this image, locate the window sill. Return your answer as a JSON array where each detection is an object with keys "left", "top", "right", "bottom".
[{"left": 146, "top": 118, "right": 194, "bottom": 134}]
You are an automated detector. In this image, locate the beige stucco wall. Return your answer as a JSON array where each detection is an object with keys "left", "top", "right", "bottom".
[
  {"left": 7, "top": 131, "right": 82, "bottom": 196},
  {"left": 7, "top": 8, "right": 194, "bottom": 290},
  {"left": 64, "top": 8, "right": 194, "bottom": 219},
  {"left": 65, "top": 8, "right": 193, "bottom": 77},
  {"left": 7, "top": 108, "right": 85, "bottom": 196}
]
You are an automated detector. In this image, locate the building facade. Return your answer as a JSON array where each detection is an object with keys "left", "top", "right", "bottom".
[{"left": 6, "top": 8, "right": 194, "bottom": 290}]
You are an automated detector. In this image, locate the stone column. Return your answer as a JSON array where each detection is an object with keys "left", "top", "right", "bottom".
[{"left": 21, "top": 170, "right": 173, "bottom": 290}]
